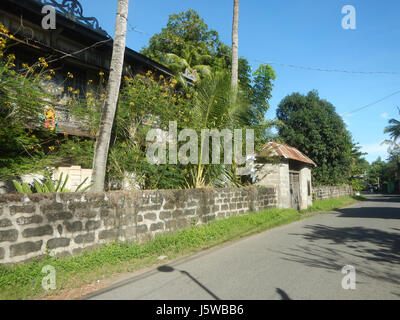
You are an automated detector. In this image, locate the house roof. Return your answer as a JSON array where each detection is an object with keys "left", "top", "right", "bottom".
[
  {"left": 3, "top": 0, "right": 193, "bottom": 83},
  {"left": 258, "top": 142, "right": 317, "bottom": 167}
]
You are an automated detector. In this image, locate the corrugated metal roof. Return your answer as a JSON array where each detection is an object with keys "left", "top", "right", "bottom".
[{"left": 257, "top": 142, "right": 317, "bottom": 167}]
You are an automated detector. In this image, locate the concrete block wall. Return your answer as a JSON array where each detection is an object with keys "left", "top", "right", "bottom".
[
  {"left": 279, "top": 163, "right": 290, "bottom": 209},
  {"left": 313, "top": 185, "right": 354, "bottom": 200},
  {"left": 0, "top": 187, "right": 277, "bottom": 264},
  {"left": 299, "top": 167, "right": 313, "bottom": 210},
  {"left": 254, "top": 161, "right": 290, "bottom": 209},
  {"left": 0, "top": 166, "right": 92, "bottom": 195},
  {"left": 53, "top": 166, "right": 92, "bottom": 192}
]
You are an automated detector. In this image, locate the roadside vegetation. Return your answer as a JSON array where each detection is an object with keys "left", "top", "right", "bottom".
[
  {"left": 1, "top": 10, "right": 371, "bottom": 191},
  {"left": 0, "top": 195, "right": 360, "bottom": 300}
]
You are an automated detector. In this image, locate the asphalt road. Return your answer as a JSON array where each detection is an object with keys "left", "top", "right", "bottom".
[{"left": 87, "top": 194, "right": 400, "bottom": 300}]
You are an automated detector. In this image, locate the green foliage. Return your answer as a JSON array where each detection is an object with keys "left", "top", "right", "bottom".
[
  {"left": 0, "top": 38, "right": 54, "bottom": 179},
  {"left": 53, "top": 137, "right": 94, "bottom": 168},
  {"left": 105, "top": 73, "right": 193, "bottom": 189},
  {"left": 384, "top": 107, "right": 400, "bottom": 142},
  {"left": 182, "top": 71, "right": 250, "bottom": 187},
  {"left": 141, "top": 9, "right": 276, "bottom": 127},
  {"left": 383, "top": 109, "right": 400, "bottom": 191},
  {"left": 141, "top": 9, "right": 227, "bottom": 73},
  {"left": 301, "top": 196, "right": 360, "bottom": 213},
  {"left": 276, "top": 91, "right": 356, "bottom": 185},
  {"left": 246, "top": 64, "right": 276, "bottom": 124},
  {"left": 241, "top": 64, "right": 278, "bottom": 151},
  {"left": 349, "top": 144, "right": 369, "bottom": 191},
  {"left": 0, "top": 133, "right": 94, "bottom": 180},
  {"left": 12, "top": 172, "right": 92, "bottom": 194},
  {"left": 0, "top": 16, "right": 277, "bottom": 191},
  {"left": 367, "top": 155, "right": 398, "bottom": 188},
  {"left": 72, "top": 71, "right": 259, "bottom": 190},
  {"left": 73, "top": 72, "right": 196, "bottom": 190},
  {"left": 0, "top": 27, "right": 94, "bottom": 179},
  {"left": 367, "top": 157, "right": 386, "bottom": 184},
  {"left": 350, "top": 178, "right": 364, "bottom": 192},
  {"left": 12, "top": 180, "right": 32, "bottom": 194}
]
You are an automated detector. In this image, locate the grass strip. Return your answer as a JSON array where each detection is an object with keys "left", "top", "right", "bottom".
[{"left": 0, "top": 195, "right": 360, "bottom": 300}]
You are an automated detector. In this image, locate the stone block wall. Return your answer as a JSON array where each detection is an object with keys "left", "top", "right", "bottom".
[
  {"left": 313, "top": 185, "right": 354, "bottom": 200},
  {"left": 0, "top": 187, "right": 277, "bottom": 264}
]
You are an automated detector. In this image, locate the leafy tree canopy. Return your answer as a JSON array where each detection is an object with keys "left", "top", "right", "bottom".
[
  {"left": 276, "top": 90, "right": 356, "bottom": 185},
  {"left": 141, "top": 9, "right": 277, "bottom": 130},
  {"left": 141, "top": 9, "right": 228, "bottom": 73}
]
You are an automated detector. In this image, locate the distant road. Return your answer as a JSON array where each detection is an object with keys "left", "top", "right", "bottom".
[{"left": 87, "top": 194, "right": 400, "bottom": 300}]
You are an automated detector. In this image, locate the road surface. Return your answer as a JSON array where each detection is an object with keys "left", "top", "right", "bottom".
[{"left": 87, "top": 194, "right": 400, "bottom": 300}]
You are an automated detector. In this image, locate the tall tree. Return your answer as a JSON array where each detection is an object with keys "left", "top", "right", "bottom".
[
  {"left": 141, "top": 10, "right": 223, "bottom": 69},
  {"left": 384, "top": 108, "right": 400, "bottom": 192},
  {"left": 141, "top": 9, "right": 276, "bottom": 149},
  {"left": 276, "top": 91, "right": 355, "bottom": 185},
  {"left": 91, "top": 0, "right": 130, "bottom": 192},
  {"left": 231, "top": 0, "right": 239, "bottom": 94},
  {"left": 141, "top": 9, "right": 248, "bottom": 84}
]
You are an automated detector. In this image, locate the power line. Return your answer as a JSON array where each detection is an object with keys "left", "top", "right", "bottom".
[
  {"left": 42, "top": 20, "right": 400, "bottom": 118},
  {"left": 124, "top": 26, "right": 400, "bottom": 76},
  {"left": 251, "top": 59, "right": 400, "bottom": 75},
  {"left": 127, "top": 24, "right": 150, "bottom": 36},
  {"left": 340, "top": 89, "right": 400, "bottom": 117},
  {"left": 47, "top": 38, "right": 112, "bottom": 65},
  {"left": 122, "top": 20, "right": 400, "bottom": 76},
  {"left": 126, "top": 18, "right": 151, "bottom": 36}
]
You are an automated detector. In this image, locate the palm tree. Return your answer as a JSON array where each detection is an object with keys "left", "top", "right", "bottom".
[
  {"left": 91, "top": 0, "right": 130, "bottom": 192},
  {"left": 162, "top": 46, "right": 213, "bottom": 84},
  {"left": 231, "top": 0, "right": 239, "bottom": 96},
  {"left": 186, "top": 72, "right": 248, "bottom": 188},
  {"left": 384, "top": 107, "right": 400, "bottom": 192},
  {"left": 384, "top": 107, "right": 400, "bottom": 142}
]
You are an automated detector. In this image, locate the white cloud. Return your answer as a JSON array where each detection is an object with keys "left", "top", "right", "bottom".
[
  {"left": 380, "top": 112, "right": 389, "bottom": 119},
  {"left": 361, "top": 143, "right": 389, "bottom": 162}
]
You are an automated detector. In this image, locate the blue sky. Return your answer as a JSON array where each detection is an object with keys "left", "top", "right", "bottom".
[{"left": 79, "top": 0, "right": 400, "bottom": 163}]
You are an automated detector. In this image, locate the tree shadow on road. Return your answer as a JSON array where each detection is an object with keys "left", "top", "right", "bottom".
[
  {"left": 298, "top": 224, "right": 400, "bottom": 264},
  {"left": 337, "top": 206, "right": 400, "bottom": 219},
  {"left": 277, "top": 224, "right": 400, "bottom": 287},
  {"left": 359, "top": 194, "right": 400, "bottom": 203}
]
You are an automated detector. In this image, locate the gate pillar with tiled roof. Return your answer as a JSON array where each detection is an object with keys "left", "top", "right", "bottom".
[{"left": 254, "top": 142, "right": 316, "bottom": 210}]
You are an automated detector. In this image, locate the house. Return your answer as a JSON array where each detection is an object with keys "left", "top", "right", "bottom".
[
  {"left": 0, "top": 0, "right": 193, "bottom": 193},
  {"left": 0, "top": 0, "right": 192, "bottom": 137},
  {"left": 254, "top": 142, "right": 316, "bottom": 210}
]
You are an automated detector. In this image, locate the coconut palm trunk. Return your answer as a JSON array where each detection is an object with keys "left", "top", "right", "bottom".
[
  {"left": 91, "top": 0, "right": 130, "bottom": 192},
  {"left": 231, "top": 0, "right": 239, "bottom": 96}
]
